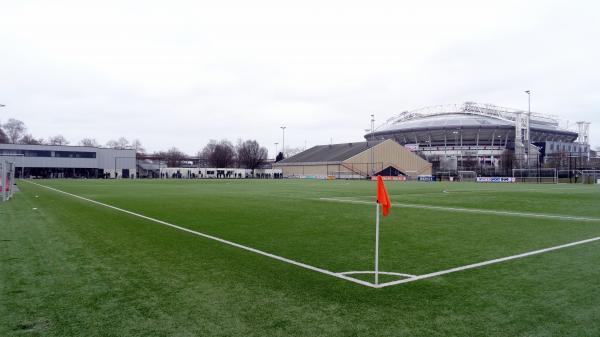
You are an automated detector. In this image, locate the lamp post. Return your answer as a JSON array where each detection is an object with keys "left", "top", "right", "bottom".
[{"left": 280, "top": 126, "right": 286, "bottom": 159}]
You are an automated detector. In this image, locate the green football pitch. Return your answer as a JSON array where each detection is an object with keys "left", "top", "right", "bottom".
[{"left": 2, "top": 179, "right": 600, "bottom": 336}]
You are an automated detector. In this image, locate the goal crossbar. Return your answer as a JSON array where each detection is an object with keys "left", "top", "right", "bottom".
[{"left": 512, "top": 168, "right": 558, "bottom": 184}]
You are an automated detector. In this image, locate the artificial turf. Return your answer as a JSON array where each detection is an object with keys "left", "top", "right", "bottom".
[{"left": 1, "top": 179, "right": 599, "bottom": 336}]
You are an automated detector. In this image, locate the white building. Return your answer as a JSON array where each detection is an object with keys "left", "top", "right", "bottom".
[
  {"left": 159, "top": 167, "right": 282, "bottom": 179},
  {"left": 0, "top": 143, "right": 136, "bottom": 178}
]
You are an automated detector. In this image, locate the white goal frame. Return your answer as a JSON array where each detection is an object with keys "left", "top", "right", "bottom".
[
  {"left": 512, "top": 168, "right": 558, "bottom": 184},
  {"left": 458, "top": 170, "right": 477, "bottom": 182},
  {"left": 1, "top": 160, "right": 16, "bottom": 202},
  {"left": 581, "top": 170, "right": 600, "bottom": 184}
]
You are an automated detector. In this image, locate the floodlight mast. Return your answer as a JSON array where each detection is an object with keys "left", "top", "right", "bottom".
[
  {"left": 525, "top": 90, "right": 531, "bottom": 168},
  {"left": 280, "top": 126, "right": 286, "bottom": 159}
]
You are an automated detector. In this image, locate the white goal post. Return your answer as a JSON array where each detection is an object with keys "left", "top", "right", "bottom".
[
  {"left": 458, "top": 171, "right": 477, "bottom": 182},
  {"left": 1, "top": 160, "right": 16, "bottom": 202},
  {"left": 512, "top": 168, "right": 558, "bottom": 184},
  {"left": 581, "top": 170, "right": 600, "bottom": 184}
]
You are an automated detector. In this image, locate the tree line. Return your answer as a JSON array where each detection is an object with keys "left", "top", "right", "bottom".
[
  {"left": 0, "top": 118, "right": 145, "bottom": 151},
  {"left": 157, "top": 139, "right": 269, "bottom": 170},
  {"left": 1, "top": 118, "right": 272, "bottom": 170}
]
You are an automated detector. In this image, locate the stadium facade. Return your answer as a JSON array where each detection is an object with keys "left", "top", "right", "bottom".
[{"left": 366, "top": 102, "right": 591, "bottom": 173}]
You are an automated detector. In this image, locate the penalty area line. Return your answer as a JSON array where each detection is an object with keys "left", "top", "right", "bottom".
[{"left": 23, "top": 180, "right": 377, "bottom": 288}]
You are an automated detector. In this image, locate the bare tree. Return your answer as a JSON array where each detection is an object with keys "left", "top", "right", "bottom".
[
  {"left": 155, "top": 147, "right": 187, "bottom": 167},
  {"left": 106, "top": 137, "right": 129, "bottom": 149},
  {"left": 202, "top": 139, "right": 235, "bottom": 167},
  {"left": 200, "top": 140, "right": 217, "bottom": 159},
  {"left": 130, "top": 139, "right": 146, "bottom": 154},
  {"left": 19, "top": 134, "right": 43, "bottom": 145},
  {"left": 275, "top": 152, "right": 284, "bottom": 162},
  {"left": 79, "top": 138, "right": 99, "bottom": 147},
  {"left": 236, "top": 140, "right": 268, "bottom": 171},
  {"left": 48, "top": 135, "right": 70, "bottom": 145},
  {"left": 2, "top": 118, "right": 26, "bottom": 144}
]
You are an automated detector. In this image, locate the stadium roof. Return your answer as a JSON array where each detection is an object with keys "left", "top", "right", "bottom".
[
  {"left": 276, "top": 140, "right": 383, "bottom": 164},
  {"left": 374, "top": 102, "right": 574, "bottom": 134}
]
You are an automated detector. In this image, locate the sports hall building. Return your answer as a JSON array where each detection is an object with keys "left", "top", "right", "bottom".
[
  {"left": 274, "top": 139, "right": 432, "bottom": 179},
  {"left": 0, "top": 143, "right": 136, "bottom": 178}
]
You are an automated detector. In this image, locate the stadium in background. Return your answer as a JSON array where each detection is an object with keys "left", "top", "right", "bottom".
[{"left": 367, "top": 102, "right": 593, "bottom": 175}]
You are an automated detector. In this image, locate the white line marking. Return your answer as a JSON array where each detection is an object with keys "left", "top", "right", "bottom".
[
  {"left": 23, "top": 180, "right": 600, "bottom": 289},
  {"left": 24, "top": 180, "right": 377, "bottom": 288},
  {"left": 318, "top": 197, "right": 600, "bottom": 222},
  {"left": 376, "top": 236, "right": 600, "bottom": 288},
  {"left": 338, "top": 271, "right": 416, "bottom": 278}
]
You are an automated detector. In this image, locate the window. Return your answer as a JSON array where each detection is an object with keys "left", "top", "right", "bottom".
[
  {"left": 0, "top": 149, "right": 96, "bottom": 158},
  {"left": 54, "top": 151, "right": 96, "bottom": 158}
]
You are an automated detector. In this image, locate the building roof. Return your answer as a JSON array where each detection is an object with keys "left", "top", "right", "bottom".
[
  {"left": 276, "top": 140, "right": 384, "bottom": 164},
  {"left": 0, "top": 143, "right": 135, "bottom": 153},
  {"left": 375, "top": 113, "right": 575, "bottom": 135}
]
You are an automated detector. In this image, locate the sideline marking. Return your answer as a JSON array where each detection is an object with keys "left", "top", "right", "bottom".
[
  {"left": 23, "top": 180, "right": 600, "bottom": 289},
  {"left": 23, "top": 180, "right": 377, "bottom": 288},
  {"left": 318, "top": 197, "right": 600, "bottom": 222},
  {"left": 376, "top": 236, "right": 600, "bottom": 288}
]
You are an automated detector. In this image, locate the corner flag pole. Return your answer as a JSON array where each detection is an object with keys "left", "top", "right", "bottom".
[
  {"left": 374, "top": 175, "right": 391, "bottom": 286},
  {"left": 375, "top": 201, "right": 380, "bottom": 285}
]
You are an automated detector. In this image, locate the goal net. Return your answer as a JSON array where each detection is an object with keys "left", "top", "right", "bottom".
[
  {"left": 581, "top": 170, "right": 600, "bottom": 184},
  {"left": 458, "top": 171, "right": 477, "bottom": 182},
  {"left": 1, "top": 160, "right": 16, "bottom": 202},
  {"left": 512, "top": 168, "right": 558, "bottom": 184},
  {"left": 436, "top": 171, "right": 454, "bottom": 181}
]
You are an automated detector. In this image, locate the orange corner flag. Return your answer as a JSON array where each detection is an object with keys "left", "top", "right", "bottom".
[{"left": 376, "top": 176, "right": 391, "bottom": 216}]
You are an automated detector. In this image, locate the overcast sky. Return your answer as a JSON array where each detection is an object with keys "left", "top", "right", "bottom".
[{"left": 1, "top": 0, "right": 599, "bottom": 155}]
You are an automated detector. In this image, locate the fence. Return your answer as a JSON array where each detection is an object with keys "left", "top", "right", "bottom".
[{"left": 429, "top": 151, "right": 600, "bottom": 182}]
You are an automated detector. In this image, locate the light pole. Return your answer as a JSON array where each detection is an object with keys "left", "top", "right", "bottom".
[
  {"left": 280, "top": 126, "right": 286, "bottom": 159},
  {"left": 274, "top": 142, "right": 278, "bottom": 159},
  {"left": 525, "top": 90, "right": 531, "bottom": 168}
]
